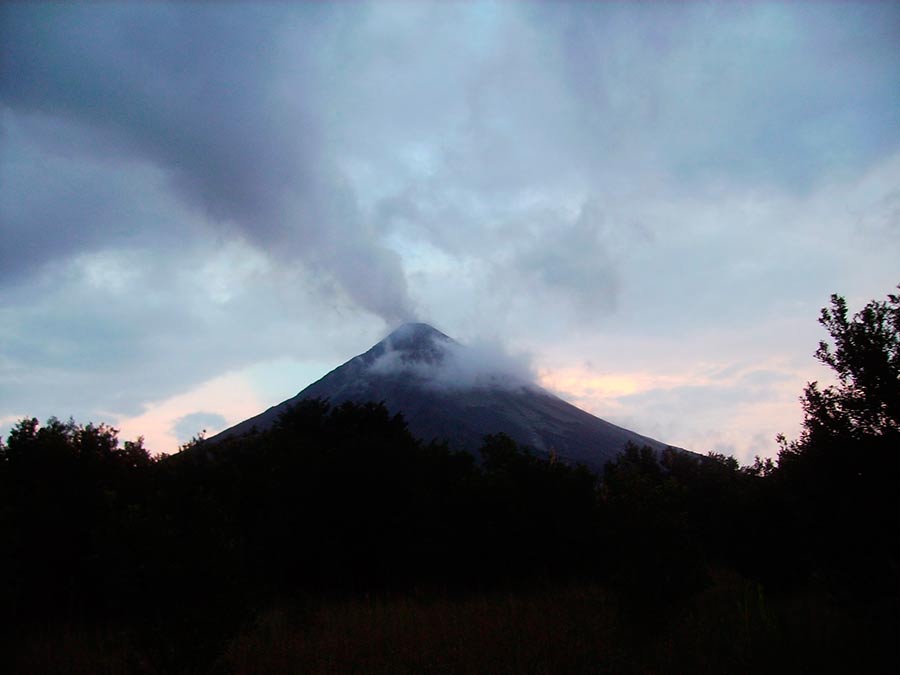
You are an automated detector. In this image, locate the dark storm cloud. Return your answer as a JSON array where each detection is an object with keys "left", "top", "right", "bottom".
[{"left": 0, "top": 2, "right": 416, "bottom": 323}]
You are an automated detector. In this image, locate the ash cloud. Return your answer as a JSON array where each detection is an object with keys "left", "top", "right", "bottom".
[{"left": 0, "top": 2, "right": 416, "bottom": 324}]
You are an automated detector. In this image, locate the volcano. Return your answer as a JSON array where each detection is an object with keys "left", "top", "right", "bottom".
[{"left": 209, "top": 323, "right": 673, "bottom": 470}]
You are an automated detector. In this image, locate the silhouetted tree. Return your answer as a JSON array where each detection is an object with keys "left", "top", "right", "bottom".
[
  {"left": 773, "top": 286, "right": 900, "bottom": 603},
  {"left": 787, "top": 286, "right": 900, "bottom": 445},
  {"left": 0, "top": 417, "right": 157, "bottom": 622}
]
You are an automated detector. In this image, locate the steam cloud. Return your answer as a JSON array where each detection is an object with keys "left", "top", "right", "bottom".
[{"left": 369, "top": 335, "right": 537, "bottom": 392}]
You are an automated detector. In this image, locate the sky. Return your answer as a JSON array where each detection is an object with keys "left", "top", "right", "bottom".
[{"left": 1, "top": 1, "right": 898, "bottom": 463}]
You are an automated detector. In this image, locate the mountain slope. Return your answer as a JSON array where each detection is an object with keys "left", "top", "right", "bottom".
[{"left": 209, "top": 323, "right": 674, "bottom": 470}]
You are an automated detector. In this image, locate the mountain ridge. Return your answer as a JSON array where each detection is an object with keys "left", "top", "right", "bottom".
[{"left": 209, "top": 323, "right": 675, "bottom": 470}]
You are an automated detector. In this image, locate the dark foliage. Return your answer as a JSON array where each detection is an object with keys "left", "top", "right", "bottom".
[
  {"left": 0, "top": 401, "right": 604, "bottom": 671},
  {"left": 0, "top": 418, "right": 154, "bottom": 620},
  {"left": 769, "top": 287, "right": 900, "bottom": 663}
]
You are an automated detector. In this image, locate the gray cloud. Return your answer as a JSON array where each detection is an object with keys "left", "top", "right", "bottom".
[
  {"left": 510, "top": 201, "right": 628, "bottom": 315},
  {"left": 0, "top": 236, "right": 381, "bottom": 422},
  {"left": 0, "top": 112, "right": 190, "bottom": 284},
  {"left": 0, "top": 2, "right": 415, "bottom": 323},
  {"left": 621, "top": 369, "right": 793, "bottom": 415},
  {"left": 533, "top": 2, "right": 900, "bottom": 191},
  {"left": 1, "top": 4, "right": 295, "bottom": 219},
  {"left": 172, "top": 411, "right": 228, "bottom": 443},
  {"left": 4, "top": 1, "right": 896, "bottom": 329}
]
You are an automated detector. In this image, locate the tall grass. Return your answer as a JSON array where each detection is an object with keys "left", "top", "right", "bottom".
[
  {"left": 8, "top": 621, "right": 157, "bottom": 675},
  {"left": 8, "top": 572, "right": 887, "bottom": 674},
  {"left": 216, "top": 573, "right": 797, "bottom": 675}
]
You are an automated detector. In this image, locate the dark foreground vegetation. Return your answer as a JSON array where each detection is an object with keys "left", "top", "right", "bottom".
[{"left": 2, "top": 289, "right": 898, "bottom": 673}]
